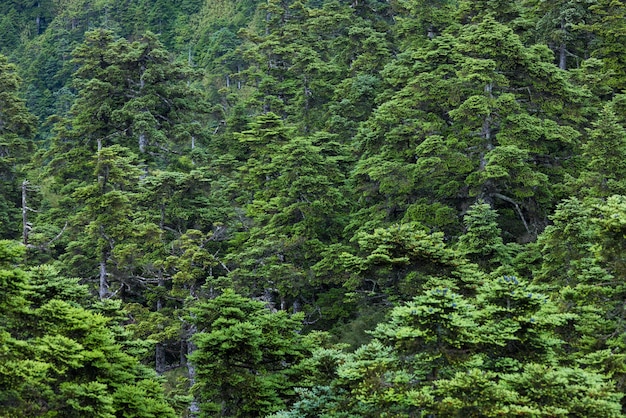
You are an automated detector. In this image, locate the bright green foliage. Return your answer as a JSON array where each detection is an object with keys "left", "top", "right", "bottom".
[
  {"left": 431, "top": 364, "right": 622, "bottom": 417},
  {"left": 0, "top": 240, "right": 29, "bottom": 317},
  {"left": 594, "top": 195, "right": 626, "bottom": 281},
  {"left": 189, "top": 289, "right": 318, "bottom": 417},
  {"left": 475, "top": 275, "right": 573, "bottom": 368},
  {"left": 26, "top": 264, "right": 91, "bottom": 308},
  {"left": 350, "top": 12, "right": 587, "bottom": 238},
  {"left": 5, "top": 0, "right": 626, "bottom": 415},
  {"left": 429, "top": 368, "right": 519, "bottom": 416},
  {"left": 457, "top": 200, "right": 512, "bottom": 271},
  {"left": 574, "top": 104, "right": 626, "bottom": 198},
  {"left": 333, "top": 223, "right": 478, "bottom": 305},
  {"left": 499, "top": 364, "right": 623, "bottom": 417},
  {"left": 535, "top": 196, "right": 626, "bottom": 399},
  {"left": 278, "top": 270, "right": 622, "bottom": 417},
  {"left": 371, "top": 287, "right": 481, "bottom": 381},
  {"left": 0, "top": 240, "right": 176, "bottom": 417},
  {"left": 535, "top": 197, "right": 601, "bottom": 285}
]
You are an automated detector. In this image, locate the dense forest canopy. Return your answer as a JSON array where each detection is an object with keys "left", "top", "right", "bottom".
[{"left": 2, "top": 0, "right": 626, "bottom": 416}]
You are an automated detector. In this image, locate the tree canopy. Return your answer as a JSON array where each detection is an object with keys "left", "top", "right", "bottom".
[{"left": 2, "top": 0, "right": 626, "bottom": 416}]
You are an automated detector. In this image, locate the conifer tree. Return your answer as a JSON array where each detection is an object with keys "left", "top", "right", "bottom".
[
  {"left": 457, "top": 200, "right": 512, "bottom": 271},
  {"left": 0, "top": 54, "right": 37, "bottom": 239},
  {"left": 574, "top": 104, "right": 626, "bottom": 197},
  {"left": 189, "top": 289, "right": 319, "bottom": 417},
  {"left": 227, "top": 113, "right": 348, "bottom": 311},
  {"left": 585, "top": 0, "right": 626, "bottom": 91},
  {"left": 0, "top": 240, "right": 176, "bottom": 417},
  {"left": 351, "top": 11, "right": 587, "bottom": 239}
]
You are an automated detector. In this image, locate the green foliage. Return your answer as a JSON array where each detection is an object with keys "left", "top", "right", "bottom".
[
  {"left": 226, "top": 113, "right": 349, "bottom": 311},
  {"left": 279, "top": 270, "right": 622, "bottom": 417},
  {"left": 5, "top": 0, "right": 626, "bottom": 415},
  {"left": 0, "top": 54, "right": 37, "bottom": 238},
  {"left": 332, "top": 223, "right": 477, "bottom": 306},
  {"left": 189, "top": 289, "right": 320, "bottom": 417},
  {"left": 574, "top": 104, "right": 626, "bottom": 197},
  {"left": 350, "top": 10, "right": 588, "bottom": 240},
  {"left": 457, "top": 200, "right": 512, "bottom": 270},
  {"left": 0, "top": 240, "right": 176, "bottom": 417},
  {"left": 584, "top": 0, "right": 626, "bottom": 91},
  {"left": 431, "top": 364, "right": 623, "bottom": 417}
]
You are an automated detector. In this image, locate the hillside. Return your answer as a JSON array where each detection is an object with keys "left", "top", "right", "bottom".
[{"left": 2, "top": 0, "right": 626, "bottom": 416}]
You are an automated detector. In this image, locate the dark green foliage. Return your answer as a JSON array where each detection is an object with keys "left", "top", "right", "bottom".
[
  {"left": 0, "top": 54, "right": 37, "bottom": 238},
  {"left": 584, "top": 0, "right": 626, "bottom": 91},
  {"left": 5, "top": 0, "right": 626, "bottom": 415}
]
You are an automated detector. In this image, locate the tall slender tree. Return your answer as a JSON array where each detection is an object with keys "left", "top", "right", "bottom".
[{"left": 0, "top": 54, "right": 37, "bottom": 239}]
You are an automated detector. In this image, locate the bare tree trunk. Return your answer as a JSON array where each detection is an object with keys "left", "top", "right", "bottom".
[
  {"left": 180, "top": 339, "right": 187, "bottom": 366},
  {"left": 559, "top": 43, "right": 567, "bottom": 70},
  {"left": 155, "top": 273, "right": 166, "bottom": 374},
  {"left": 479, "top": 82, "right": 494, "bottom": 172},
  {"left": 139, "top": 133, "right": 147, "bottom": 153},
  {"left": 186, "top": 325, "right": 200, "bottom": 417},
  {"left": 99, "top": 257, "right": 109, "bottom": 300},
  {"left": 22, "top": 180, "right": 30, "bottom": 246},
  {"left": 155, "top": 343, "right": 166, "bottom": 374},
  {"left": 559, "top": 20, "right": 567, "bottom": 70}
]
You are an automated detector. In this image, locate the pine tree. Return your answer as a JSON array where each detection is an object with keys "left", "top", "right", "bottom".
[
  {"left": 457, "top": 200, "right": 512, "bottom": 271},
  {"left": 585, "top": 0, "right": 626, "bottom": 91}
]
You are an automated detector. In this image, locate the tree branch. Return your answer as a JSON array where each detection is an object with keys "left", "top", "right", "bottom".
[{"left": 493, "top": 192, "right": 531, "bottom": 235}]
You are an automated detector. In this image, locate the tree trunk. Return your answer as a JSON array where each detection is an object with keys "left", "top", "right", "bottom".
[
  {"left": 479, "top": 82, "right": 494, "bottom": 172},
  {"left": 186, "top": 325, "right": 200, "bottom": 417},
  {"left": 99, "top": 257, "right": 109, "bottom": 300},
  {"left": 155, "top": 343, "right": 166, "bottom": 374},
  {"left": 559, "top": 20, "right": 567, "bottom": 70},
  {"left": 21, "top": 180, "right": 30, "bottom": 246},
  {"left": 155, "top": 273, "right": 166, "bottom": 374},
  {"left": 139, "top": 132, "right": 147, "bottom": 153}
]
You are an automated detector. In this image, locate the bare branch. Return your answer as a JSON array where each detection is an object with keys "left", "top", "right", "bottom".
[{"left": 493, "top": 192, "right": 531, "bottom": 235}]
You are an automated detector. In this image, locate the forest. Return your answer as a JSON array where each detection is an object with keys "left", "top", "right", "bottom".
[{"left": 1, "top": 0, "right": 626, "bottom": 416}]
